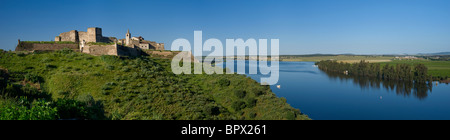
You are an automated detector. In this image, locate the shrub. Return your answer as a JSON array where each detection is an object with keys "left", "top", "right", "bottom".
[
  {"left": 101, "top": 84, "right": 112, "bottom": 91},
  {"left": 4, "top": 84, "right": 18, "bottom": 96},
  {"left": 58, "top": 48, "right": 73, "bottom": 54},
  {"left": 21, "top": 84, "right": 47, "bottom": 98},
  {"left": 25, "top": 66, "right": 34, "bottom": 70},
  {"left": 54, "top": 96, "right": 105, "bottom": 120},
  {"left": 92, "top": 72, "right": 103, "bottom": 77},
  {"left": 217, "top": 78, "right": 230, "bottom": 87},
  {"left": 106, "top": 82, "right": 117, "bottom": 86},
  {"left": 0, "top": 70, "right": 7, "bottom": 89},
  {"left": 17, "top": 52, "right": 26, "bottom": 57},
  {"left": 85, "top": 57, "right": 94, "bottom": 60},
  {"left": 76, "top": 94, "right": 95, "bottom": 104},
  {"left": 0, "top": 99, "right": 58, "bottom": 120},
  {"left": 101, "top": 90, "right": 110, "bottom": 95},
  {"left": 252, "top": 89, "right": 265, "bottom": 96},
  {"left": 285, "top": 111, "right": 296, "bottom": 120},
  {"left": 245, "top": 98, "right": 257, "bottom": 108},
  {"left": 45, "top": 64, "right": 57, "bottom": 69},
  {"left": 204, "top": 105, "right": 221, "bottom": 116},
  {"left": 101, "top": 55, "right": 119, "bottom": 64},
  {"left": 113, "top": 98, "right": 121, "bottom": 103},
  {"left": 121, "top": 67, "right": 130, "bottom": 72},
  {"left": 248, "top": 112, "right": 257, "bottom": 119},
  {"left": 24, "top": 73, "right": 42, "bottom": 83},
  {"left": 231, "top": 101, "right": 246, "bottom": 111},
  {"left": 106, "top": 65, "right": 115, "bottom": 70},
  {"left": 53, "top": 98, "right": 88, "bottom": 119},
  {"left": 234, "top": 90, "right": 246, "bottom": 98},
  {"left": 41, "top": 57, "right": 53, "bottom": 63}
]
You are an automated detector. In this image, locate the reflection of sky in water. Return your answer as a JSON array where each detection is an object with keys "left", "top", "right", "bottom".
[{"left": 217, "top": 60, "right": 450, "bottom": 120}]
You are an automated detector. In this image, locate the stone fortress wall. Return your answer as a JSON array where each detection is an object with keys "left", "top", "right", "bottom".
[
  {"left": 82, "top": 44, "right": 118, "bottom": 56},
  {"left": 17, "top": 27, "right": 167, "bottom": 57},
  {"left": 15, "top": 41, "right": 79, "bottom": 52},
  {"left": 55, "top": 27, "right": 116, "bottom": 43}
]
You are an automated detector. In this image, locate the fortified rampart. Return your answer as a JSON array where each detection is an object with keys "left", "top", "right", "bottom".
[
  {"left": 55, "top": 27, "right": 115, "bottom": 43},
  {"left": 16, "top": 27, "right": 178, "bottom": 58},
  {"left": 15, "top": 41, "right": 79, "bottom": 52},
  {"left": 143, "top": 50, "right": 198, "bottom": 62},
  {"left": 82, "top": 44, "right": 118, "bottom": 56}
]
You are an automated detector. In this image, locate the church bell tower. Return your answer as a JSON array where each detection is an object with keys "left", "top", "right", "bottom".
[{"left": 125, "top": 29, "right": 131, "bottom": 46}]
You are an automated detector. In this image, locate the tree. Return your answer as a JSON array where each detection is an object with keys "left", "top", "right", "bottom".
[{"left": 414, "top": 64, "right": 428, "bottom": 83}]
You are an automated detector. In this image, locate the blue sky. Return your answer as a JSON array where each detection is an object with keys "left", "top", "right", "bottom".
[{"left": 0, "top": 0, "right": 449, "bottom": 55}]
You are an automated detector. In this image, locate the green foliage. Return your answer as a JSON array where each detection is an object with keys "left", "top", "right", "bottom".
[
  {"left": 101, "top": 55, "right": 120, "bottom": 64},
  {"left": 379, "top": 60, "right": 450, "bottom": 80},
  {"left": 285, "top": 111, "right": 296, "bottom": 120},
  {"left": 252, "top": 88, "right": 265, "bottom": 97},
  {"left": 101, "top": 84, "right": 113, "bottom": 91},
  {"left": 106, "top": 65, "right": 115, "bottom": 70},
  {"left": 414, "top": 64, "right": 429, "bottom": 83},
  {"left": 0, "top": 68, "right": 9, "bottom": 89},
  {"left": 0, "top": 98, "right": 58, "bottom": 120},
  {"left": 17, "top": 52, "right": 26, "bottom": 57},
  {"left": 247, "top": 111, "right": 257, "bottom": 119},
  {"left": 317, "top": 60, "right": 433, "bottom": 83},
  {"left": 52, "top": 98, "right": 87, "bottom": 119},
  {"left": 0, "top": 51, "right": 310, "bottom": 120},
  {"left": 231, "top": 101, "right": 246, "bottom": 111},
  {"left": 234, "top": 89, "right": 246, "bottom": 98},
  {"left": 53, "top": 95, "right": 105, "bottom": 120},
  {"left": 203, "top": 104, "right": 221, "bottom": 116},
  {"left": 2, "top": 83, "right": 49, "bottom": 99},
  {"left": 57, "top": 48, "right": 74, "bottom": 54},
  {"left": 45, "top": 64, "right": 57, "bottom": 69},
  {"left": 245, "top": 98, "right": 257, "bottom": 108},
  {"left": 24, "top": 73, "right": 43, "bottom": 83},
  {"left": 121, "top": 67, "right": 130, "bottom": 72},
  {"left": 216, "top": 78, "right": 230, "bottom": 87}
]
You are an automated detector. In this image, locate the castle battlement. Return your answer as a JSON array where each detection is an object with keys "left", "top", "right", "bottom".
[
  {"left": 17, "top": 27, "right": 165, "bottom": 57},
  {"left": 55, "top": 27, "right": 164, "bottom": 51}
]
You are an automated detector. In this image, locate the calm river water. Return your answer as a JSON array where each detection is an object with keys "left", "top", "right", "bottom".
[{"left": 218, "top": 60, "right": 450, "bottom": 120}]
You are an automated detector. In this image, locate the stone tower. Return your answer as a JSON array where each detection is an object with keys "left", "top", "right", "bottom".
[
  {"left": 87, "top": 27, "right": 102, "bottom": 42},
  {"left": 125, "top": 29, "right": 131, "bottom": 46}
]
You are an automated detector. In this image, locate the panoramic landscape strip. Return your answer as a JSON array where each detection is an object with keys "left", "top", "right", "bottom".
[{"left": 0, "top": 1, "right": 450, "bottom": 138}]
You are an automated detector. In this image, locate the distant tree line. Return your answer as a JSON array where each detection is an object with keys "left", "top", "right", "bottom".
[
  {"left": 316, "top": 60, "right": 433, "bottom": 84},
  {"left": 418, "top": 55, "right": 450, "bottom": 61}
]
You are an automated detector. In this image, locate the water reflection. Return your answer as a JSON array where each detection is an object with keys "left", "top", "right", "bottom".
[{"left": 322, "top": 71, "right": 433, "bottom": 100}]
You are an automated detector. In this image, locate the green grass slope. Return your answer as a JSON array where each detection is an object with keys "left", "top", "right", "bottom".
[{"left": 0, "top": 50, "right": 309, "bottom": 120}]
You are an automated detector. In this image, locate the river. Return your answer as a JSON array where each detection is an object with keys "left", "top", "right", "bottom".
[{"left": 218, "top": 60, "right": 450, "bottom": 120}]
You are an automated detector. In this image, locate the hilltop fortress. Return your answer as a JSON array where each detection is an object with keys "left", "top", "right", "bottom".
[
  {"left": 54, "top": 27, "right": 164, "bottom": 50},
  {"left": 16, "top": 27, "right": 174, "bottom": 57}
]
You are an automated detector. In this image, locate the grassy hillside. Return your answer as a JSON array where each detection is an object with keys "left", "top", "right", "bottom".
[{"left": 0, "top": 50, "right": 309, "bottom": 120}]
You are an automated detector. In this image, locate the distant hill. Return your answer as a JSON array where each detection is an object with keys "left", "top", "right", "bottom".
[
  {"left": 417, "top": 52, "right": 450, "bottom": 56},
  {"left": 280, "top": 52, "right": 450, "bottom": 56}
]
